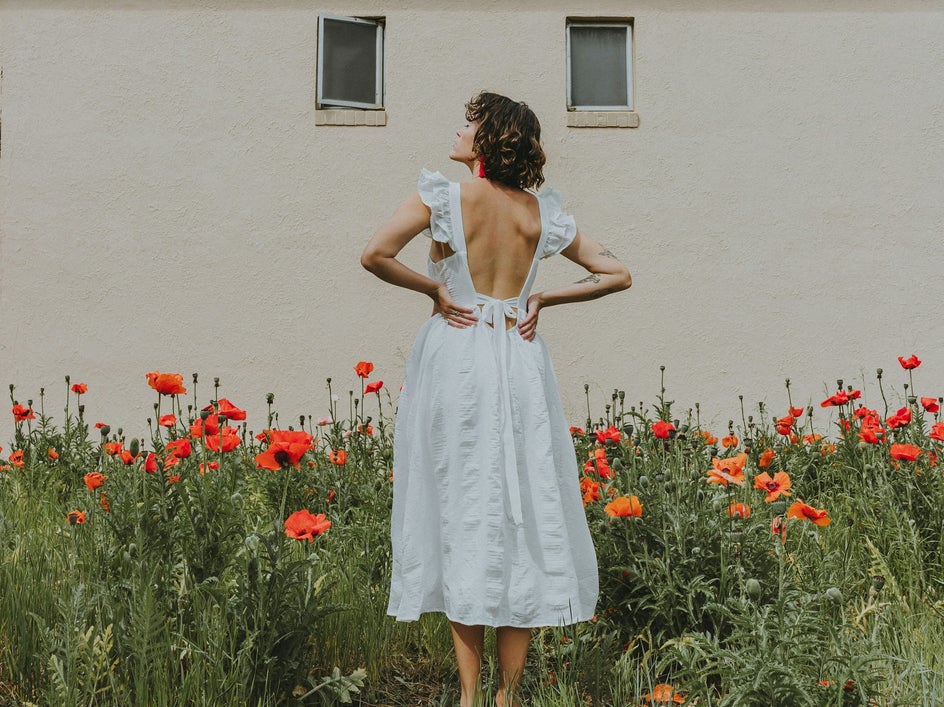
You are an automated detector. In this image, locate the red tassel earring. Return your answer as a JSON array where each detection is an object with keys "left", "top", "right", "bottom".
[{"left": 477, "top": 158, "right": 486, "bottom": 178}]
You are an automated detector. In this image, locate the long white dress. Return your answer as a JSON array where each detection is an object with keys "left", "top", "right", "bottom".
[{"left": 386, "top": 169, "right": 599, "bottom": 628}]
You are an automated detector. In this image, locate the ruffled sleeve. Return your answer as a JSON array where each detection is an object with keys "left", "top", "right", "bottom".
[
  {"left": 538, "top": 187, "right": 578, "bottom": 259},
  {"left": 417, "top": 168, "right": 453, "bottom": 244}
]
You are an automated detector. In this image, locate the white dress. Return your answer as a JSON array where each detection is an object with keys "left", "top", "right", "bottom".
[{"left": 386, "top": 169, "right": 599, "bottom": 628}]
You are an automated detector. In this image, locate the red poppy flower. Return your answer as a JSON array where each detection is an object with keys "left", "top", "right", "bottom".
[
  {"left": 48, "top": 447, "right": 59, "bottom": 460},
  {"left": 71, "top": 383, "right": 88, "bottom": 394},
  {"left": 758, "top": 449, "right": 775, "bottom": 469},
  {"left": 886, "top": 407, "right": 912, "bottom": 429},
  {"left": 84, "top": 472, "right": 107, "bottom": 491},
  {"left": 569, "top": 426, "right": 585, "bottom": 435},
  {"left": 284, "top": 509, "right": 332, "bottom": 540},
  {"left": 364, "top": 380, "right": 384, "bottom": 394},
  {"left": 103, "top": 441, "right": 123, "bottom": 456},
  {"left": 120, "top": 450, "right": 137, "bottom": 465},
  {"left": 890, "top": 443, "right": 921, "bottom": 462},
  {"left": 596, "top": 425, "right": 621, "bottom": 444},
  {"left": 95, "top": 422, "right": 107, "bottom": 429},
  {"left": 329, "top": 449, "right": 348, "bottom": 465},
  {"left": 145, "top": 371, "right": 187, "bottom": 395},
  {"left": 721, "top": 434, "right": 738, "bottom": 448},
  {"left": 354, "top": 361, "right": 374, "bottom": 378},
  {"left": 931, "top": 422, "right": 944, "bottom": 442},
  {"left": 920, "top": 397, "right": 940, "bottom": 413},
  {"left": 789, "top": 406, "right": 804, "bottom": 418},
  {"left": 604, "top": 495, "right": 643, "bottom": 518},
  {"left": 190, "top": 413, "right": 221, "bottom": 439},
  {"left": 99, "top": 493, "right": 110, "bottom": 513},
  {"left": 858, "top": 418, "right": 885, "bottom": 444},
  {"left": 205, "top": 426, "right": 241, "bottom": 453},
  {"left": 753, "top": 471, "right": 792, "bottom": 502},
  {"left": 898, "top": 354, "right": 921, "bottom": 370},
  {"left": 67, "top": 510, "right": 87, "bottom": 525},
  {"left": 775, "top": 415, "right": 795, "bottom": 436},
  {"left": 326, "top": 489, "right": 336, "bottom": 503},
  {"left": 166, "top": 473, "right": 181, "bottom": 484},
  {"left": 159, "top": 414, "right": 177, "bottom": 427},
  {"left": 165, "top": 438, "right": 192, "bottom": 459},
  {"left": 786, "top": 501, "right": 831, "bottom": 526},
  {"left": 145, "top": 452, "right": 158, "bottom": 473},
  {"left": 820, "top": 391, "right": 849, "bottom": 407},
  {"left": 216, "top": 398, "right": 247, "bottom": 421},
  {"left": 9, "top": 450, "right": 25, "bottom": 467},
  {"left": 255, "top": 429, "right": 314, "bottom": 470},
  {"left": 706, "top": 453, "right": 747, "bottom": 487},
  {"left": 12, "top": 404, "right": 35, "bottom": 422},
  {"left": 651, "top": 421, "right": 675, "bottom": 440},
  {"left": 199, "top": 461, "right": 220, "bottom": 475},
  {"left": 727, "top": 502, "right": 751, "bottom": 519},
  {"left": 580, "top": 477, "right": 601, "bottom": 506}
]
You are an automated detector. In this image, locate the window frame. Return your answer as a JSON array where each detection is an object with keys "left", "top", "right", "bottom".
[
  {"left": 566, "top": 19, "right": 634, "bottom": 111},
  {"left": 317, "top": 13, "right": 385, "bottom": 110}
]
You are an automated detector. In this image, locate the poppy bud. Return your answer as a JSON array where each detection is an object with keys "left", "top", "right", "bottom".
[
  {"left": 621, "top": 423, "right": 633, "bottom": 436},
  {"left": 871, "top": 575, "right": 885, "bottom": 594},
  {"left": 638, "top": 475, "right": 649, "bottom": 488},
  {"left": 200, "top": 408, "right": 211, "bottom": 420},
  {"left": 618, "top": 391, "right": 625, "bottom": 401},
  {"left": 654, "top": 473, "right": 664, "bottom": 483},
  {"left": 907, "top": 396, "right": 917, "bottom": 405},
  {"left": 770, "top": 500, "right": 787, "bottom": 515},
  {"left": 726, "top": 529, "right": 744, "bottom": 542},
  {"left": 214, "top": 377, "right": 220, "bottom": 386},
  {"left": 746, "top": 578, "right": 761, "bottom": 600},
  {"left": 825, "top": 587, "right": 842, "bottom": 604},
  {"left": 266, "top": 393, "right": 275, "bottom": 404},
  {"left": 876, "top": 368, "right": 883, "bottom": 378},
  {"left": 611, "top": 457, "right": 623, "bottom": 470},
  {"left": 129, "top": 438, "right": 140, "bottom": 457},
  {"left": 99, "top": 425, "right": 111, "bottom": 437}
]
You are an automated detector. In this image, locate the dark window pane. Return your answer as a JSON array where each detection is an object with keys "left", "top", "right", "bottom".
[
  {"left": 570, "top": 26, "right": 628, "bottom": 107},
  {"left": 322, "top": 18, "right": 377, "bottom": 105}
]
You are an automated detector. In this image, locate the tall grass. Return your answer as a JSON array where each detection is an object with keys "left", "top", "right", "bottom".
[{"left": 2, "top": 362, "right": 943, "bottom": 705}]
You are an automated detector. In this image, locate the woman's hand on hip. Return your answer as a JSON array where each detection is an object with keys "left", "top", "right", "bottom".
[
  {"left": 517, "top": 294, "right": 541, "bottom": 341},
  {"left": 431, "top": 284, "right": 478, "bottom": 328}
]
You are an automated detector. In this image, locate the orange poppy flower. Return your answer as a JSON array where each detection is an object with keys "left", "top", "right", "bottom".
[
  {"left": 819, "top": 443, "right": 836, "bottom": 456},
  {"left": 255, "top": 429, "right": 314, "bottom": 470},
  {"left": 604, "top": 495, "right": 643, "bottom": 518},
  {"left": 205, "top": 426, "right": 241, "bottom": 453},
  {"left": 727, "top": 502, "right": 751, "bottom": 519},
  {"left": 931, "top": 422, "right": 944, "bottom": 442},
  {"left": 898, "top": 354, "right": 921, "bottom": 370},
  {"left": 67, "top": 510, "right": 87, "bottom": 525},
  {"left": 644, "top": 683, "right": 685, "bottom": 704},
  {"left": 890, "top": 443, "right": 921, "bottom": 462},
  {"left": 921, "top": 397, "right": 940, "bottom": 413},
  {"left": 145, "top": 371, "right": 187, "bottom": 396},
  {"left": 158, "top": 414, "right": 176, "bottom": 427},
  {"left": 9, "top": 450, "right": 25, "bottom": 467},
  {"left": 789, "top": 406, "right": 804, "bottom": 418},
  {"left": 103, "top": 441, "right": 123, "bottom": 456},
  {"left": 71, "top": 383, "right": 88, "bottom": 394},
  {"left": 47, "top": 447, "right": 59, "bottom": 460},
  {"left": 329, "top": 449, "right": 348, "bottom": 465},
  {"left": 284, "top": 509, "right": 332, "bottom": 540},
  {"left": 758, "top": 449, "right": 775, "bottom": 469},
  {"left": 775, "top": 415, "right": 795, "bottom": 436},
  {"left": 364, "top": 380, "right": 384, "bottom": 394},
  {"left": 580, "top": 476, "right": 601, "bottom": 505},
  {"left": 99, "top": 493, "right": 111, "bottom": 513},
  {"left": 12, "top": 404, "right": 35, "bottom": 422},
  {"left": 327, "top": 489, "right": 336, "bottom": 503},
  {"left": 700, "top": 430, "right": 718, "bottom": 445},
  {"left": 216, "top": 398, "right": 247, "bottom": 421},
  {"left": 802, "top": 433, "right": 823, "bottom": 445},
  {"left": 753, "top": 471, "right": 792, "bottom": 502},
  {"left": 166, "top": 473, "right": 181, "bottom": 484},
  {"left": 706, "top": 453, "right": 747, "bottom": 487},
  {"left": 651, "top": 421, "right": 675, "bottom": 440},
  {"left": 721, "top": 434, "right": 738, "bottom": 448},
  {"left": 119, "top": 450, "right": 136, "bottom": 465},
  {"left": 786, "top": 501, "right": 831, "bottom": 526},
  {"left": 354, "top": 361, "right": 374, "bottom": 378},
  {"left": 84, "top": 472, "right": 107, "bottom": 491}
]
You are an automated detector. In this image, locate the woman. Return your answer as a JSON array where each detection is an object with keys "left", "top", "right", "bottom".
[{"left": 361, "top": 92, "right": 631, "bottom": 706}]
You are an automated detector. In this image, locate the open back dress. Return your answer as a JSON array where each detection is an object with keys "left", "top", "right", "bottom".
[{"left": 386, "top": 169, "right": 599, "bottom": 628}]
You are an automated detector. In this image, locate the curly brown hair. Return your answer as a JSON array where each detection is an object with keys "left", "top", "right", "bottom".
[{"left": 465, "top": 92, "right": 546, "bottom": 191}]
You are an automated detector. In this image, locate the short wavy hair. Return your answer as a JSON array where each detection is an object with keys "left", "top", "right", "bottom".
[{"left": 465, "top": 92, "right": 546, "bottom": 191}]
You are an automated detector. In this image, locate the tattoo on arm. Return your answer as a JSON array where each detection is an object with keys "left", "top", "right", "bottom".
[
  {"left": 598, "top": 247, "right": 618, "bottom": 259},
  {"left": 575, "top": 273, "right": 601, "bottom": 285}
]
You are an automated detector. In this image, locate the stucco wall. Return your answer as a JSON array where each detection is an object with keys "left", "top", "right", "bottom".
[{"left": 2, "top": 0, "right": 943, "bottom": 439}]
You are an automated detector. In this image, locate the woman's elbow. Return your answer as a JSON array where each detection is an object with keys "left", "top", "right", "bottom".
[
  {"left": 360, "top": 247, "right": 380, "bottom": 273},
  {"left": 617, "top": 266, "right": 632, "bottom": 291}
]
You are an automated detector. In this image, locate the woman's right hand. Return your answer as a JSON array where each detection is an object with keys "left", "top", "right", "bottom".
[{"left": 430, "top": 283, "right": 478, "bottom": 328}]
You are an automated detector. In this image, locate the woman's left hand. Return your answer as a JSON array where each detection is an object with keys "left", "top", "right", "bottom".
[{"left": 517, "top": 294, "right": 542, "bottom": 342}]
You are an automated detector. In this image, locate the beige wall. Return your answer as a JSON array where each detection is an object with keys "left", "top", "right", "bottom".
[{"left": 2, "top": 1, "right": 943, "bottom": 439}]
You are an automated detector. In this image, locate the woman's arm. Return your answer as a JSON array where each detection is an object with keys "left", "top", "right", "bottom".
[
  {"left": 360, "top": 193, "right": 478, "bottom": 326},
  {"left": 517, "top": 229, "right": 631, "bottom": 340}
]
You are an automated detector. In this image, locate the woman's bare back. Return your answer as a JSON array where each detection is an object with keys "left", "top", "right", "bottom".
[{"left": 430, "top": 179, "right": 542, "bottom": 302}]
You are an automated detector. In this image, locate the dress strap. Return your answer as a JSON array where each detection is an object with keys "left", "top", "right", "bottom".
[{"left": 449, "top": 182, "right": 468, "bottom": 254}]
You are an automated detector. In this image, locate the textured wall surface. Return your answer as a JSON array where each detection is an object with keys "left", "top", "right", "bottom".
[{"left": 2, "top": 0, "right": 943, "bottom": 438}]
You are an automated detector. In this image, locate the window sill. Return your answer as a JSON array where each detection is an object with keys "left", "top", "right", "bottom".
[
  {"left": 315, "top": 109, "right": 387, "bottom": 126},
  {"left": 566, "top": 111, "right": 639, "bottom": 128}
]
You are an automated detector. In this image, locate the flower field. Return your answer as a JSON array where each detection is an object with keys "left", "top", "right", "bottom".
[{"left": 1, "top": 358, "right": 943, "bottom": 706}]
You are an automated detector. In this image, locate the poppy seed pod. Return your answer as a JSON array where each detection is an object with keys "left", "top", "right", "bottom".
[
  {"left": 129, "top": 438, "right": 140, "bottom": 457},
  {"left": 746, "top": 578, "right": 761, "bottom": 600},
  {"left": 638, "top": 475, "right": 649, "bottom": 488},
  {"left": 871, "top": 575, "right": 886, "bottom": 594},
  {"left": 99, "top": 425, "right": 111, "bottom": 437}
]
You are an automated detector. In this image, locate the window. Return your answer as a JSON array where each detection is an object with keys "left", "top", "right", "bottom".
[
  {"left": 566, "top": 20, "right": 633, "bottom": 111},
  {"left": 317, "top": 14, "right": 384, "bottom": 109}
]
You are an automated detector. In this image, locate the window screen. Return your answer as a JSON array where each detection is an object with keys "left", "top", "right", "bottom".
[
  {"left": 318, "top": 15, "right": 383, "bottom": 109},
  {"left": 568, "top": 23, "right": 633, "bottom": 110}
]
